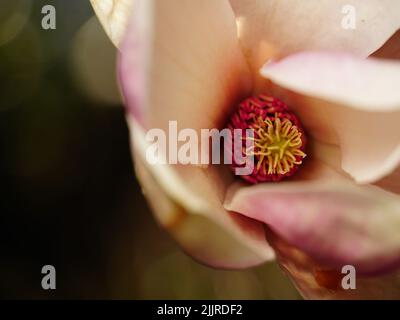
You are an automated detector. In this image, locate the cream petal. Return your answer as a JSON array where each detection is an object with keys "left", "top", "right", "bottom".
[
  {"left": 128, "top": 117, "right": 275, "bottom": 268},
  {"left": 260, "top": 51, "right": 400, "bottom": 183},
  {"left": 114, "top": 0, "right": 275, "bottom": 266},
  {"left": 118, "top": 0, "right": 272, "bottom": 267},
  {"left": 224, "top": 173, "right": 400, "bottom": 275},
  {"left": 90, "top": 0, "right": 134, "bottom": 47},
  {"left": 230, "top": 0, "right": 400, "bottom": 74},
  {"left": 119, "top": 0, "right": 251, "bottom": 130},
  {"left": 261, "top": 52, "right": 400, "bottom": 111}
]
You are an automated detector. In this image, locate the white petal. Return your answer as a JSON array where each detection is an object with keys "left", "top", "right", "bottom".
[
  {"left": 90, "top": 0, "right": 134, "bottom": 47},
  {"left": 230, "top": 0, "right": 400, "bottom": 73}
]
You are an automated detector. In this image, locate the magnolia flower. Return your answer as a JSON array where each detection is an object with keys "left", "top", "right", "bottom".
[{"left": 91, "top": 0, "right": 400, "bottom": 299}]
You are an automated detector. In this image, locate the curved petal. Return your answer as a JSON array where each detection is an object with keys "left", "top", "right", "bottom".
[
  {"left": 128, "top": 118, "right": 275, "bottom": 268},
  {"left": 224, "top": 176, "right": 400, "bottom": 275},
  {"left": 230, "top": 0, "right": 400, "bottom": 74},
  {"left": 134, "top": 152, "right": 271, "bottom": 269},
  {"left": 90, "top": 0, "right": 134, "bottom": 47},
  {"left": 118, "top": 0, "right": 274, "bottom": 267},
  {"left": 260, "top": 51, "right": 400, "bottom": 184},
  {"left": 265, "top": 229, "right": 400, "bottom": 299},
  {"left": 119, "top": 0, "right": 251, "bottom": 129}
]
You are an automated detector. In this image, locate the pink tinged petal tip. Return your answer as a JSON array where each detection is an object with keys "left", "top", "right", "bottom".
[{"left": 224, "top": 181, "right": 400, "bottom": 276}]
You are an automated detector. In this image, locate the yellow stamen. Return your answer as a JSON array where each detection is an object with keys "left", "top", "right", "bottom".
[{"left": 246, "top": 114, "right": 306, "bottom": 175}]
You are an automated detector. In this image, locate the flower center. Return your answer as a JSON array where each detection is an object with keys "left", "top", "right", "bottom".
[
  {"left": 249, "top": 113, "right": 305, "bottom": 175},
  {"left": 228, "top": 95, "right": 307, "bottom": 183}
]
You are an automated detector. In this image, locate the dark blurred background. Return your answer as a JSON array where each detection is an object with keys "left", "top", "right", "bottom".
[{"left": 0, "top": 0, "right": 299, "bottom": 299}]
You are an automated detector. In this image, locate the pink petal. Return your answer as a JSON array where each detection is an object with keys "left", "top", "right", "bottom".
[
  {"left": 224, "top": 174, "right": 400, "bottom": 275},
  {"left": 230, "top": 0, "right": 400, "bottom": 74},
  {"left": 129, "top": 119, "right": 275, "bottom": 268},
  {"left": 260, "top": 51, "right": 400, "bottom": 184},
  {"left": 266, "top": 229, "right": 400, "bottom": 299},
  {"left": 119, "top": 0, "right": 251, "bottom": 130}
]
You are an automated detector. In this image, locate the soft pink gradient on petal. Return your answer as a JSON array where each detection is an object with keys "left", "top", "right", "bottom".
[
  {"left": 260, "top": 51, "right": 400, "bottom": 184},
  {"left": 230, "top": 0, "right": 400, "bottom": 74},
  {"left": 224, "top": 176, "right": 400, "bottom": 275},
  {"left": 261, "top": 52, "right": 400, "bottom": 111},
  {"left": 118, "top": 0, "right": 275, "bottom": 268},
  {"left": 265, "top": 229, "right": 400, "bottom": 299},
  {"left": 119, "top": 0, "right": 251, "bottom": 130}
]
